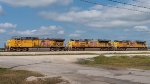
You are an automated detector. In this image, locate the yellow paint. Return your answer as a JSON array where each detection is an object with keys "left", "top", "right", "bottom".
[
  {"left": 68, "top": 40, "right": 112, "bottom": 48},
  {"left": 6, "top": 39, "right": 64, "bottom": 48},
  {"left": 6, "top": 38, "right": 147, "bottom": 49},
  {"left": 112, "top": 41, "right": 147, "bottom": 48},
  {"left": 68, "top": 41, "right": 88, "bottom": 47}
]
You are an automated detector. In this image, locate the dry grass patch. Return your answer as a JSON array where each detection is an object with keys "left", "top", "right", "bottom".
[{"left": 0, "top": 68, "right": 69, "bottom": 84}]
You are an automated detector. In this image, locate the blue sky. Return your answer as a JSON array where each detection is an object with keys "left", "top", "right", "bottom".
[{"left": 0, "top": 0, "right": 150, "bottom": 47}]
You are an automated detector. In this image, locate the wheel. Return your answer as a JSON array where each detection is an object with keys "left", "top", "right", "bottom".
[
  {"left": 82, "top": 48, "right": 85, "bottom": 51},
  {"left": 116, "top": 48, "right": 120, "bottom": 51},
  {"left": 26, "top": 48, "right": 29, "bottom": 51},
  {"left": 24, "top": 48, "right": 29, "bottom": 51},
  {"left": 54, "top": 48, "right": 59, "bottom": 51},
  {"left": 76, "top": 48, "right": 80, "bottom": 51},
  {"left": 10, "top": 48, "right": 17, "bottom": 51},
  {"left": 49, "top": 48, "right": 52, "bottom": 51},
  {"left": 10, "top": 48, "right": 13, "bottom": 51},
  {"left": 138, "top": 48, "right": 141, "bottom": 51},
  {"left": 124, "top": 48, "right": 127, "bottom": 51},
  {"left": 145, "top": 48, "right": 148, "bottom": 50},
  {"left": 65, "top": 47, "right": 68, "bottom": 51},
  {"left": 72, "top": 48, "right": 76, "bottom": 51},
  {"left": 20, "top": 48, "right": 23, "bottom": 51},
  {"left": 57, "top": 48, "right": 62, "bottom": 51},
  {"left": 16, "top": 48, "right": 21, "bottom": 52},
  {"left": 50, "top": 48, "right": 55, "bottom": 51},
  {"left": 108, "top": 48, "right": 113, "bottom": 51}
]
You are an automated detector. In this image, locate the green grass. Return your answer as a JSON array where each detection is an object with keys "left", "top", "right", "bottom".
[
  {"left": 0, "top": 68, "right": 69, "bottom": 84},
  {"left": 77, "top": 55, "right": 150, "bottom": 70}
]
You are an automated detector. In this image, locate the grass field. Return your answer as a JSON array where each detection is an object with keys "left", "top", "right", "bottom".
[
  {"left": 77, "top": 55, "right": 150, "bottom": 70},
  {"left": 0, "top": 68, "right": 69, "bottom": 84}
]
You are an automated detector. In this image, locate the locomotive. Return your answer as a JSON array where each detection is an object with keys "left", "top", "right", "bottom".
[
  {"left": 5, "top": 37, "right": 65, "bottom": 51},
  {"left": 5, "top": 37, "right": 148, "bottom": 51},
  {"left": 68, "top": 39, "right": 113, "bottom": 51}
]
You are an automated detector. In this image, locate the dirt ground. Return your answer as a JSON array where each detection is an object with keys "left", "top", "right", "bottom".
[{"left": 0, "top": 51, "right": 150, "bottom": 84}]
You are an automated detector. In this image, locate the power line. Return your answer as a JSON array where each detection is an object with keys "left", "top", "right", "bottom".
[
  {"left": 106, "top": 0, "right": 150, "bottom": 10},
  {"left": 131, "top": 0, "right": 150, "bottom": 5},
  {"left": 79, "top": 0, "right": 150, "bottom": 14}
]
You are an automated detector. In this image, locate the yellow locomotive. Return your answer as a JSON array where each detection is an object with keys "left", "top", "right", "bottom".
[
  {"left": 68, "top": 39, "right": 147, "bottom": 51},
  {"left": 68, "top": 39, "right": 113, "bottom": 51},
  {"left": 112, "top": 40, "right": 147, "bottom": 51},
  {"left": 5, "top": 37, "right": 148, "bottom": 51},
  {"left": 6, "top": 37, "right": 65, "bottom": 51},
  {"left": 68, "top": 39, "right": 88, "bottom": 51}
]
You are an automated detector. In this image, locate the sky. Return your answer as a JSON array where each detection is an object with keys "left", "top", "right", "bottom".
[{"left": 0, "top": 0, "right": 150, "bottom": 47}]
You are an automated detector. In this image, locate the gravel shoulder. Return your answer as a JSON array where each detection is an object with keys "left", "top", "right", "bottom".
[
  {"left": 0, "top": 52, "right": 150, "bottom": 84},
  {"left": 1, "top": 51, "right": 150, "bottom": 55}
]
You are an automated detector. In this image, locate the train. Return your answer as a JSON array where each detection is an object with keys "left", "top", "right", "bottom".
[{"left": 5, "top": 37, "right": 148, "bottom": 51}]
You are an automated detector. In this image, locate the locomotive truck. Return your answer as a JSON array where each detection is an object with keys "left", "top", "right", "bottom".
[{"left": 5, "top": 37, "right": 148, "bottom": 51}]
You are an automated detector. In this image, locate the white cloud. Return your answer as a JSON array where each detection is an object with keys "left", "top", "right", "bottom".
[
  {"left": 0, "top": 5, "right": 3, "bottom": 14},
  {"left": 39, "top": 1, "right": 150, "bottom": 28},
  {"left": 0, "top": 23, "right": 17, "bottom": 29},
  {"left": 57, "top": 30, "right": 64, "bottom": 34},
  {"left": 0, "top": 0, "right": 72, "bottom": 7},
  {"left": 40, "top": 25, "right": 58, "bottom": 31},
  {"left": 70, "top": 7, "right": 81, "bottom": 11},
  {"left": 13, "top": 25, "right": 64, "bottom": 36},
  {"left": 0, "top": 23, "right": 16, "bottom": 33},
  {"left": 15, "top": 30, "right": 37, "bottom": 35},
  {"left": 75, "top": 30, "right": 86, "bottom": 33},
  {"left": 69, "top": 30, "right": 85, "bottom": 37},
  {"left": 91, "top": 5, "right": 103, "bottom": 10},
  {"left": 134, "top": 26, "right": 150, "bottom": 32},
  {"left": 0, "top": 29, "right": 5, "bottom": 33},
  {"left": 39, "top": 10, "right": 102, "bottom": 22},
  {"left": 69, "top": 33, "right": 81, "bottom": 37}
]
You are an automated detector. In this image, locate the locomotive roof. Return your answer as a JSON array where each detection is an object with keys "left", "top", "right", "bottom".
[
  {"left": 12, "top": 37, "right": 39, "bottom": 40},
  {"left": 70, "top": 39, "right": 112, "bottom": 42},
  {"left": 84, "top": 39, "right": 93, "bottom": 41},
  {"left": 114, "top": 40, "right": 131, "bottom": 42},
  {"left": 70, "top": 39, "right": 85, "bottom": 41},
  {"left": 11, "top": 37, "right": 65, "bottom": 41},
  {"left": 70, "top": 39, "right": 95, "bottom": 42},
  {"left": 45, "top": 38, "right": 65, "bottom": 41},
  {"left": 135, "top": 40, "right": 146, "bottom": 43},
  {"left": 98, "top": 39, "right": 111, "bottom": 42}
]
